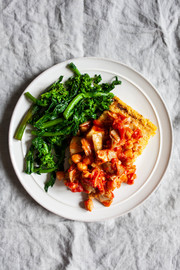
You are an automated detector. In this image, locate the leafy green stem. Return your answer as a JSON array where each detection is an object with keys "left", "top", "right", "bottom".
[
  {"left": 41, "top": 118, "right": 64, "bottom": 129},
  {"left": 25, "top": 147, "right": 34, "bottom": 174},
  {"left": 67, "top": 62, "right": 81, "bottom": 76},
  {"left": 25, "top": 92, "right": 47, "bottom": 106},
  {"left": 33, "top": 166, "right": 58, "bottom": 174},
  {"left": 63, "top": 92, "right": 114, "bottom": 120},
  {"left": 44, "top": 172, "right": 56, "bottom": 192},
  {"left": 14, "top": 105, "right": 38, "bottom": 140},
  {"left": 31, "top": 130, "right": 67, "bottom": 137}
]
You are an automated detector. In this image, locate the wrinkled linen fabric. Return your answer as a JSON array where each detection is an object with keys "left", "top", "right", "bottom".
[{"left": 0, "top": 0, "right": 179, "bottom": 269}]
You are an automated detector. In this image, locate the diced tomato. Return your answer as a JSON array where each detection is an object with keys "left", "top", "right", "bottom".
[
  {"left": 120, "top": 174, "right": 128, "bottom": 183},
  {"left": 116, "top": 146, "right": 122, "bottom": 156},
  {"left": 119, "top": 113, "right": 127, "bottom": 120},
  {"left": 111, "top": 158, "right": 118, "bottom": 171},
  {"left": 93, "top": 119, "right": 104, "bottom": 127},
  {"left": 118, "top": 152, "right": 127, "bottom": 164},
  {"left": 127, "top": 173, "right": 136, "bottom": 185},
  {"left": 112, "top": 120, "right": 125, "bottom": 140},
  {"left": 102, "top": 201, "right": 112, "bottom": 207},
  {"left": 95, "top": 177, "right": 105, "bottom": 191},
  {"left": 124, "top": 140, "right": 133, "bottom": 150},
  {"left": 125, "top": 127, "right": 133, "bottom": 139},
  {"left": 65, "top": 181, "right": 84, "bottom": 192},
  {"left": 92, "top": 125, "right": 104, "bottom": 133},
  {"left": 119, "top": 127, "right": 125, "bottom": 140},
  {"left": 106, "top": 180, "right": 116, "bottom": 191},
  {"left": 112, "top": 119, "right": 119, "bottom": 130},
  {"left": 91, "top": 169, "right": 99, "bottom": 185},
  {"left": 82, "top": 169, "right": 105, "bottom": 192},
  {"left": 111, "top": 158, "right": 125, "bottom": 176},
  {"left": 132, "top": 129, "right": 143, "bottom": 140},
  {"left": 116, "top": 178, "right": 122, "bottom": 188},
  {"left": 127, "top": 179, "right": 134, "bottom": 185}
]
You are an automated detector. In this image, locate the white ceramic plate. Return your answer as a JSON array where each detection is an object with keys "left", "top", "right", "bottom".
[{"left": 9, "top": 57, "right": 172, "bottom": 222}]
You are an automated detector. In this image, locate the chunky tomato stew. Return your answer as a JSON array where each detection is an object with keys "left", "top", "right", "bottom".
[{"left": 56, "top": 109, "right": 146, "bottom": 211}]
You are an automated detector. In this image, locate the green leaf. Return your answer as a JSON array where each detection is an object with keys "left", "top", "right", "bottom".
[{"left": 44, "top": 172, "right": 56, "bottom": 192}]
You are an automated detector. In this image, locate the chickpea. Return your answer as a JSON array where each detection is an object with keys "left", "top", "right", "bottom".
[
  {"left": 77, "top": 162, "right": 88, "bottom": 172},
  {"left": 124, "top": 149, "right": 133, "bottom": 158},
  {"left": 82, "top": 171, "right": 91, "bottom": 178},
  {"left": 84, "top": 198, "right": 94, "bottom": 211},
  {"left": 128, "top": 168, "right": 136, "bottom": 174},
  {"left": 71, "top": 154, "right": 82, "bottom": 164},
  {"left": 126, "top": 130, "right": 132, "bottom": 139},
  {"left": 83, "top": 156, "right": 91, "bottom": 165},
  {"left": 125, "top": 140, "right": 133, "bottom": 150},
  {"left": 56, "top": 171, "right": 65, "bottom": 181},
  {"left": 124, "top": 158, "right": 133, "bottom": 166},
  {"left": 107, "top": 180, "right": 116, "bottom": 191},
  {"left": 120, "top": 174, "right": 128, "bottom": 183},
  {"left": 133, "top": 143, "right": 139, "bottom": 151}
]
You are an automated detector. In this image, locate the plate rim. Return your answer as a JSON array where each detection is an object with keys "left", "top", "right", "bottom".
[{"left": 8, "top": 57, "right": 173, "bottom": 222}]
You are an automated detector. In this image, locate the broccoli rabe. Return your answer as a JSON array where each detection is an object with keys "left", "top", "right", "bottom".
[
  {"left": 14, "top": 62, "right": 121, "bottom": 191},
  {"left": 26, "top": 137, "right": 56, "bottom": 174}
]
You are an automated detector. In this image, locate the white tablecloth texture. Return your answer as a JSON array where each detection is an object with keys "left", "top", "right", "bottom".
[{"left": 0, "top": 1, "right": 179, "bottom": 269}]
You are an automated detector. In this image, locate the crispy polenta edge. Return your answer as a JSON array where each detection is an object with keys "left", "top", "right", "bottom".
[{"left": 110, "top": 96, "right": 157, "bottom": 133}]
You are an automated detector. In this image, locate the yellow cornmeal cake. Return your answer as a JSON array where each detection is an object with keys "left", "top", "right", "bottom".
[{"left": 99, "top": 96, "right": 157, "bottom": 161}]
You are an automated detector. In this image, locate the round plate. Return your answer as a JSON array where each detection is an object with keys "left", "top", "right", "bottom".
[{"left": 9, "top": 57, "right": 173, "bottom": 222}]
